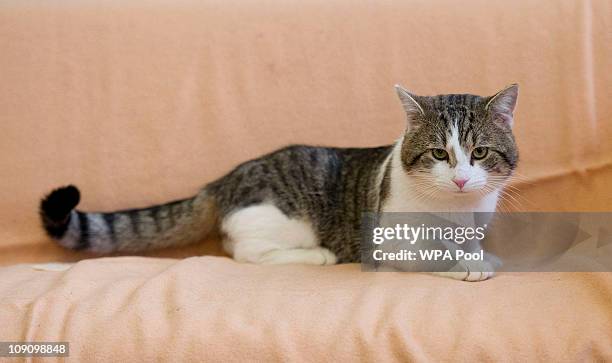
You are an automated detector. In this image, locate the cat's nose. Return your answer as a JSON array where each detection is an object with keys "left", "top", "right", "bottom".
[{"left": 452, "top": 178, "right": 469, "bottom": 190}]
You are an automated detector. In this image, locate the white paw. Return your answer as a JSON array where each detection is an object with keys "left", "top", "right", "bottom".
[
  {"left": 318, "top": 248, "right": 338, "bottom": 265},
  {"left": 455, "top": 259, "right": 495, "bottom": 281},
  {"left": 431, "top": 260, "right": 496, "bottom": 282}
]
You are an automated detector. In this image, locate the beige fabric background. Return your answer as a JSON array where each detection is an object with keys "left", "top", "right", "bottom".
[
  {"left": 0, "top": 0, "right": 611, "bottom": 265},
  {"left": 1, "top": 257, "right": 611, "bottom": 361},
  {"left": 0, "top": 1, "right": 611, "bottom": 361}
]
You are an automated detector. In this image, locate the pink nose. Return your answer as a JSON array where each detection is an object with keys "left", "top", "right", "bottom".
[{"left": 453, "top": 178, "right": 468, "bottom": 189}]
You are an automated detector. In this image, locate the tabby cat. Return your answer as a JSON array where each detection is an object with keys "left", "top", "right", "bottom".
[{"left": 40, "top": 85, "right": 519, "bottom": 281}]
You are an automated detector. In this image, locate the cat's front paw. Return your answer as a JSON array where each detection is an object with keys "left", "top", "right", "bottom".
[
  {"left": 458, "top": 260, "right": 495, "bottom": 281},
  {"left": 431, "top": 260, "right": 496, "bottom": 282}
]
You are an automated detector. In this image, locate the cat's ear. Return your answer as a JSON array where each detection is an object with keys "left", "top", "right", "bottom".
[
  {"left": 485, "top": 84, "right": 518, "bottom": 127},
  {"left": 395, "top": 85, "right": 425, "bottom": 127}
]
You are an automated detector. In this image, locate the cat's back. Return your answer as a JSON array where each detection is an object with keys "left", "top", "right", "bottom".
[
  {"left": 206, "top": 144, "right": 392, "bottom": 215},
  {"left": 215, "top": 144, "right": 392, "bottom": 180}
]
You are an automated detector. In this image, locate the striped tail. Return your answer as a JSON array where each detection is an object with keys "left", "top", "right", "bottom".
[{"left": 39, "top": 185, "right": 217, "bottom": 253}]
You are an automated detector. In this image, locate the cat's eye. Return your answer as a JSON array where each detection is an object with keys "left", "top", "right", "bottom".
[
  {"left": 472, "top": 147, "right": 489, "bottom": 160},
  {"left": 431, "top": 149, "right": 448, "bottom": 160}
]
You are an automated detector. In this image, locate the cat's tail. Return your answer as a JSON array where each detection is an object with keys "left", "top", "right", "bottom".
[{"left": 39, "top": 185, "right": 217, "bottom": 253}]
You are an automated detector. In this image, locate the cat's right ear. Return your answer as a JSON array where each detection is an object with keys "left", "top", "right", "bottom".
[{"left": 395, "top": 85, "right": 425, "bottom": 128}]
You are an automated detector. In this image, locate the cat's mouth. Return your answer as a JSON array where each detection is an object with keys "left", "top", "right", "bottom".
[{"left": 448, "top": 188, "right": 482, "bottom": 195}]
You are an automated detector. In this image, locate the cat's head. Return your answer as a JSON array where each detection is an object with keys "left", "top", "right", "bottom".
[{"left": 395, "top": 85, "right": 519, "bottom": 196}]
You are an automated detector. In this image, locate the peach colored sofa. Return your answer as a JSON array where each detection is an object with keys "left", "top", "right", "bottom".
[{"left": 1, "top": 0, "right": 611, "bottom": 361}]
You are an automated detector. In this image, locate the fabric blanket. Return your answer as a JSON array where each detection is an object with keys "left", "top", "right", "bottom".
[{"left": 1, "top": 257, "right": 610, "bottom": 361}]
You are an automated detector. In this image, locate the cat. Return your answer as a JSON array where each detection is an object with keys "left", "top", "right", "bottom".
[{"left": 40, "top": 84, "right": 519, "bottom": 281}]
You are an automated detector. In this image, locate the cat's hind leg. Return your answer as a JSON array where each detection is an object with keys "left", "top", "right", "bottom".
[{"left": 221, "top": 204, "right": 337, "bottom": 265}]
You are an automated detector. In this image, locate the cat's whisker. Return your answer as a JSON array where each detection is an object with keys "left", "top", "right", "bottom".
[
  {"left": 499, "top": 190, "right": 524, "bottom": 210},
  {"left": 496, "top": 192, "right": 523, "bottom": 211},
  {"left": 483, "top": 181, "right": 529, "bottom": 210},
  {"left": 502, "top": 189, "right": 535, "bottom": 209},
  {"left": 506, "top": 173, "right": 535, "bottom": 186},
  {"left": 485, "top": 179, "right": 534, "bottom": 209},
  {"left": 413, "top": 185, "right": 439, "bottom": 203},
  {"left": 479, "top": 184, "right": 514, "bottom": 212}
]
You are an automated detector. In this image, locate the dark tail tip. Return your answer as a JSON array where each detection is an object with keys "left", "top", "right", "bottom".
[{"left": 40, "top": 185, "right": 81, "bottom": 238}]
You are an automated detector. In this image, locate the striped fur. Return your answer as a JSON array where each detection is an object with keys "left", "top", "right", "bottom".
[
  {"left": 40, "top": 187, "right": 216, "bottom": 253},
  {"left": 40, "top": 85, "right": 519, "bottom": 262}
]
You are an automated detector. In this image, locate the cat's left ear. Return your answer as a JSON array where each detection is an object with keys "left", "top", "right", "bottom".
[{"left": 485, "top": 84, "right": 519, "bottom": 127}]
